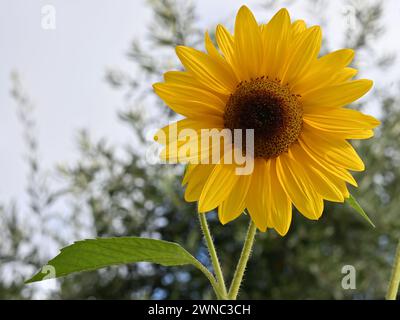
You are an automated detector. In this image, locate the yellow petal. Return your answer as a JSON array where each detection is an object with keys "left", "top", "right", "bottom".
[
  {"left": 153, "top": 82, "right": 225, "bottom": 117},
  {"left": 268, "top": 159, "right": 292, "bottom": 236},
  {"left": 155, "top": 117, "right": 224, "bottom": 145},
  {"left": 198, "top": 164, "right": 240, "bottom": 212},
  {"left": 182, "top": 164, "right": 197, "bottom": 186},
  {"left": 291, "top": 49, "right": 355, "bottom": 94},
  {"left": 301, "top": 79, "right": 373, "bottom": 111},
  {"left": 282, "top": 26, "right": 322, "bottom": 86},
  {"left": 245, "top": 159, "right": 270, "bottom": 232},
  {"left": 276, "top": 152, "right": 324, "bottom": 220},
  {"left": 161, "top": 128, "right": 227, "bottom": 164},
  {"left": 296, "top": 68, "right": 359, "bottom": 96},
  {"left": 298, "top": 138, "right": 358, "bottom": 187},
  {"left": 163, "top": 71, "right": 227, "bottom": 100},
  {"left": 164, "top": 71, "right": 204, "bottom": 87},
  {"left": 185, "top": 164, "right": 215, "bottom": 202},
  {"left": 318, "top": 48, "right": 354, "bottom": 67},
  {"left": 306, "top": 108, "right": 380, "bottom": 127},
  {"left": 176, "top": 46, "right": 237, "bottom": 94},
  {"left": 304, "top": 108, "right": 380, "bottom": 139},
  {"left": 234, "top": 6, "right": 263, "bottom": 80},
  {"left": 290, "top": 144, "right": 347, "bottom": 202},
  {"left": 299, "top": 145, "right": 351, "bottom": 200},
  {"left": 300, "top": 125, "right": 365, "bottom": 171},
  {"left": 262, "top": 8, "right": 291, "bottom": 78},
  {"left": 205, "top": 31, "right": 222, "bottom": 59},
  {"left": 218, "top": 174, "right": 252, "bottom": 224},
  {"left": 215, "top": 24, "right": 235, "bottom": 65},
  {"left": 205, "top": 31, "right": 239, "bottom": 83},
  {"left": 291, "top": 20, "right": 306, "bottom": 37},
  {"left": 305, "top": 119, "right": 374, "bottom": 139},
  {"left": 331, "top": 68, "right": 358, "bottom": 83}
]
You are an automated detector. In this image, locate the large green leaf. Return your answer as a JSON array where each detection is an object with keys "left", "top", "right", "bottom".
[
  {"left": 26, "top": 237, "right": 200, "bottom": 283},
  {"left": 346, "top": 194, "right": 376, "bottom": 228}
]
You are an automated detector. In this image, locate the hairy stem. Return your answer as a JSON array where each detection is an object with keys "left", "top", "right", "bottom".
[
  {"left": 192, "top": 259, "right": 225, "bottom": 300},
  {"left": 386, "top": 239, "right": 400, "bottom": 300},
  {"left": 228, "top": 220, "right": 257, "bottom": 300},
  {"left": 198, "top": 213, "right": 228, "bottom": 299}
]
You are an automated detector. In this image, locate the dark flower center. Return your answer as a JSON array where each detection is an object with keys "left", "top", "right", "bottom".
[{"left": 223, "top": 78, "right": 303, "bottom": 159}]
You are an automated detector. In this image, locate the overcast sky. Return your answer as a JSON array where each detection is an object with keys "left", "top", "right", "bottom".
[{"left": 1, "top": 0, "right": 399, "bottom": 207}]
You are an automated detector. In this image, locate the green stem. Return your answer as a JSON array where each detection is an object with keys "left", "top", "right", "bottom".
[
  {"left": 198, "top": 213, "right": 228, "bottom": 299},
  {"left": 192, "top": 259, "right": 225, "bottom": 300},
  {"left": 386, "top": 239, "right": 400, "bottom": 300},
  {"left": 228, "top": 220, "right": 257, "bottom": 300}
]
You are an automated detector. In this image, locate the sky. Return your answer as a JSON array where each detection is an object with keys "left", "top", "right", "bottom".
[{"left": 1, "top": 0, "right": 400, "bottom": 207}]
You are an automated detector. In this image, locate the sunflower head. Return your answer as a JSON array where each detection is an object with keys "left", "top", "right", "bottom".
[
  {"left": 224, "top": 77, "right": 303, "bottom": 159},
  {"left": 153, "top": 6, "right": 380, "bottom": 236}
]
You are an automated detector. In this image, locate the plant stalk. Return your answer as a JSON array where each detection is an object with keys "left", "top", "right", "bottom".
[
  {"left": 198, "top": 213, "right": 228, "bottom": 299},
  {"left": 228, "top": 220, "right": 257, "bottom": 300},
  {"left": 386, "top": 239, "right": 400, "bottom": 300}
]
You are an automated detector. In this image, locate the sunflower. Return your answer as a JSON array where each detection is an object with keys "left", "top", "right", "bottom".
[{"left": 153, "top": 6, "right": 380, "bottom": 235}]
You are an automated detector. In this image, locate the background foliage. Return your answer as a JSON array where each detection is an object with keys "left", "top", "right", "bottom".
[{"left": 1, "top": 0, "right": 399, "bottom": 299}]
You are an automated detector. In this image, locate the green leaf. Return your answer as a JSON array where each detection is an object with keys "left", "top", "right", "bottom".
[
  {"left": 26, "top": 237, "right": 200, "bottom": 283},
  {"left": 346, "top": 194, "right": 376, "bottom": 228}
]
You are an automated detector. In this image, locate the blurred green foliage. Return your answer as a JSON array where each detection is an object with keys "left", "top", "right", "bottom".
[{"left": 1, "top": 0, "right": 400, "bottom": 300}]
